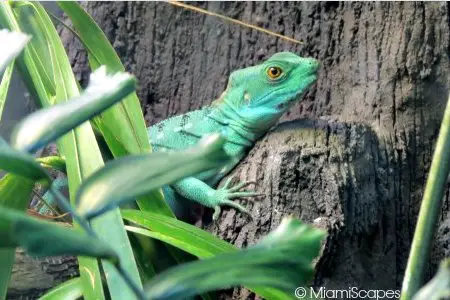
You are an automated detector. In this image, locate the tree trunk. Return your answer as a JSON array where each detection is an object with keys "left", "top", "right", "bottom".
[
  {"left": 8, "top": 250, "right": 78, "bottom": 299},
  {"left": 47, "top": 1, "right": 450, "bottom": 298}
]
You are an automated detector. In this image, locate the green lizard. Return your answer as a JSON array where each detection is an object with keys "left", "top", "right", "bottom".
[{"left": 38, "top": 51, "right": 319, "bottom": 220}]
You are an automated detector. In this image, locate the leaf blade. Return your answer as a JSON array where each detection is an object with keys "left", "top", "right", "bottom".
[
  {"left": 39, "top": 277, "right": 83, "bottom": 300},
  {"left": 0, "top": 60, "right": 14, "bottom": 121},
  {"left": 56, "top": 1, "right": 149, "bottom": 155},
  {"left": 56, "top": 1, "right": 170, "bottom": 217},
  {"left": 0, "top": 174, "right": 34, "bottom": 300},
  {"left": 0, "top": 141, "right": 49, "bottom": 181},
  {"left": 76, "top": 134, "right": 231, "bottom": 219},
  {"left": 412, "top": 259, "right": 450, "bottom": 300},
  {"left": 0, "top": 206, "right": 119, "bottom": 260},
  {"left": 122, "top": 210, "right": 237, "bottom": 258},
  {"left": 11, "top": 66, "right": 137, "bottom": 153},
  {"left": 0, "top": 29, "right": 30, "bottom": 73},
  {"left": 142, "top": 218, "right": 326, "bottom": 300}
]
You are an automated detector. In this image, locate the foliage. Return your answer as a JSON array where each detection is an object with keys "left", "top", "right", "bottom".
[
  {"left": 401, "top": 92, "right": 450, "bottom": 299},
  {"left": 412, "top": 259, "right": 450, "bottom": 300},
  {"left": 0, "top": 2, "right": 325, "bottom": 300}
]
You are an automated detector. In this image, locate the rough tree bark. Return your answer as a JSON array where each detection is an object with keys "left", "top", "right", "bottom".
[
  {"left": 7, "top": 250, "right": 78, "bottom": 300},
  {"left": 11, "top": 1, "right": 450, "bottom": 299}
]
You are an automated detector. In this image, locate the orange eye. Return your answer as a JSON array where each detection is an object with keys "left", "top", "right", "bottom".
[{"left": 267, "top": 66, "right": 283, "bottom": 79}]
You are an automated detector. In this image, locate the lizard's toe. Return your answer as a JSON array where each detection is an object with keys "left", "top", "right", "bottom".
[
  {"left": 222, "top": 200, "right": 253, "bottom": 220},
  {"left": 212, "top": 205, "right": 221, "bottom": 221},
  {"left": 228, "top": 181, "right": 257, "bottom": 192},
  {"left": 229, "top": 191, "right": 262, "bottom": 199},
  {"left": 211, "top": 181, "right": 262, "bottom": 220}
]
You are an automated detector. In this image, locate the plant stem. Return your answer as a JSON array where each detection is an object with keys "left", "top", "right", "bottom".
[{"left": 401, "top": 94, "right": 450, "bottom": 299}]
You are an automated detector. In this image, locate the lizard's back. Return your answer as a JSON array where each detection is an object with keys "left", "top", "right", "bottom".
[
  {"left": 147, "top": 107, "right": 247, "bottom": 184},
  {"left": 147, "top": 107, "right": 250, "bottom": 218},
  {"left": 148, "top": 108, "right": 216, "bottom": 152}
]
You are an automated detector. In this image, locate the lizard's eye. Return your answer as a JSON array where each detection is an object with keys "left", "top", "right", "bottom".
[{"left": 267, "top": 66, "right": 283, "bottom": 80}]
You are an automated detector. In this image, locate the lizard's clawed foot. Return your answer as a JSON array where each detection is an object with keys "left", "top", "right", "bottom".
[{"left": 211, "top": 176, "right": 262, "bottom": 221}]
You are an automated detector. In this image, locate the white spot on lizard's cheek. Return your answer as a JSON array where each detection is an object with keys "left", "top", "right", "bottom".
[
  {"left": 174, "top": 127, "right": 182, "bottom": 132},
  {"left": 157, "top": 133, "right": 164, "bottom": 139},
  {"left": 184, "top": 123, "right": 193, "bottom": 129},
  {"left": 244, "top": 92, "right": 251, "bottom": 103}
]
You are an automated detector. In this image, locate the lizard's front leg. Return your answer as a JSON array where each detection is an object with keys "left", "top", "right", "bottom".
[{"left": 171, "top": 176, "right": 259, "bottom": 220}]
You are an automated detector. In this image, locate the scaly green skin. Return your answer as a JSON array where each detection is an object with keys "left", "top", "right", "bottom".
[
  {"left": 39, "top": 52, "right": 319, "bottom": 220},
  {"left": 148, "top": 52, "right": 319, "bottom": 219}
]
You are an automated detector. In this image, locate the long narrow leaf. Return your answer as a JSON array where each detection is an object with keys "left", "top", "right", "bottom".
[
  {"left": 122, "top": 210, "right": 302, "bottom": 300},
  {"left": 143, "top": 218, "right": 326, "bottom": 300},
  {"left": 76, "top": 134, "right": 231, "bottom": 219},
  {"left": 29, "top": 2, "right": 143, "bottom": 299},
  {"left": 13, "top": 2, "right": 56, "bottom": 101},
  {"left": 0, "top": 5, "right": 105, "bottom": 299},
  {"left": 0, "top": 141, "right": 49, "bottom": 181},
  {"left": 0, "top": 3, "right": 53, "bottom": 110},
  {"left": 36, "top": 155, "right": 66, "bottom": 172},
  {"left": 56, "top": 1, "right": 150, "bottom": 156},
  {"left": 39, "top": 277, "right": 83, "bottom": 300},
  {"left": 412, "top": 259, "right": 450, "bottom": 300},
  {"left": 56, "top": 3, "right": 178, "bottom": 289},
  {"left": 401, "top": 92, "right": 450, "bottom": 298},
  {"left": 6, "top": 2, "right": 143, "bottom": 298},
  {"left": 0, "top": 174, "right": 34, "bottom": 300},
  {"left": 11, "top": 66, "right": 136, "bottom": 153},
  {"left": 0, "top": 61, "right": 14, "bottom": 120},
  {"left": 0, "top": 29, "right": 30, "bottom": 72},
  {"left": 0, "top": 206, "right": 118, "bottom": 260},
  {"left": 122, "top": 210, "right": 236, "bottom": 258},
  {"left": 56, "top": 1, "right": 170, "bottom": 216}
]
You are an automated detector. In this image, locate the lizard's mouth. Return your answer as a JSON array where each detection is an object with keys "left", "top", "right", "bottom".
[{"left": 275, "top": 73, "right": 318, "bottom": 110}]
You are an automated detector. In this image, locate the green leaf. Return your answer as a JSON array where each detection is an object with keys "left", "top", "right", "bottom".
[
  {"left": 29, "top": 3, "right": 143, "bottom": 299},
  {"left": 36, "top": 155, "right": 66, "bottom": 173},
  {"left": 0, "top": 29, "right": 30, "bottom": 72},
  {"left": 56, "top": 1, "right": 170, "bottom": 217},
  {"left": 0, "top": 5, "right": 104, "bottom": 298},
  {"left": 123, "top": 210, "right": 237, "bottom": 259},
  {"left": 12, "top": 3, "right": 56, "bottom": 101},
  {"left": 0, "top": 175, "right": 35, "bottom": 212},
  {"left": 56, "top": 1, "right": 150, "bottom": 156},
  {"left": 0, "top": 3, "right": 55, "bottom": 109},
  {"left": 76, "top": 133, "right": 231, "bottom": 219},
  {"left": 412, "top": 259, "right": 450, "bottom": 300},
  {"left": 0, "top": 173, "right": 34, "bottom": 300},
  {"left": 2, "top": 2, "right": 144, "bottom": 298},
  {"left": 11, "top": 66, "right": 136, "bottom": 153},
  {"left": 143, "top": 218, "right": 326, "bottom": 300},
  {"left": 0, "top": 206, "right": 119, "bottom": 260},
  {"left": 55, "top": 3, "right": 178, "bottom": 289},
  {"left": 0, "top": 249, "right": 15, "bottom": 300},
  {"left": 0, "top": 61, "right": 14, "bottom": 121},
  {"left": 39, "top": 277, "right": 83, "bottom": 300},
  {"left": 123, "top": 209, "right": 312, "bottom": 299},
  {"left": 0, "top": 141, "right": 49, "bottom": 181}
]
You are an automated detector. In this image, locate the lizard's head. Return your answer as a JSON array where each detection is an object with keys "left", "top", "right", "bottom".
[{"left": 216, "top": 52, "right": 319, "bottom": 134}]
